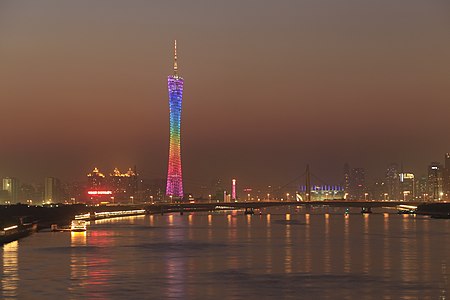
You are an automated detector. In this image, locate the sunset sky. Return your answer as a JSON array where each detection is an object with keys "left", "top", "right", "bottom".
[{"left": 1, "top": 0, "right": 449, "bottom": 190}]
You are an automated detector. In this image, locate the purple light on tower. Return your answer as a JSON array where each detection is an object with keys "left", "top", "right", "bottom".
[
  {"left": 166, "top": 40, "right": 184, "bottom": 198},
  {"left": 232, "top": 179, "right": 237, "bottom": 200}
]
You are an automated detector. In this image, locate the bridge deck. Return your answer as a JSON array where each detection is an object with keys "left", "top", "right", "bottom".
[{"left": 144, "top": 200, "right": 419, "bottom": 213}]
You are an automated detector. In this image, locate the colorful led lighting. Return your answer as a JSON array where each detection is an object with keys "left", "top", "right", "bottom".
[{"left": 166, "top": 40, "right": 184, "bottom": 198}]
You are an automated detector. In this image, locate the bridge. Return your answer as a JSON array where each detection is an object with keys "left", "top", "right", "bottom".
[
  {"left": 143, "top": 200, "right": 419, "bottom": 215},
  {"left": 73, "top": 200, "right": 449, "bottom": 221}
]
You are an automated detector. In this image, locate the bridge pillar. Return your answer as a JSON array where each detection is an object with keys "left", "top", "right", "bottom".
[
  {"left": 244, "top": 207, "right": 254, "bottom": 215},
  {"left": 361, "top": 207, "right": 372, "bottom": 214}
]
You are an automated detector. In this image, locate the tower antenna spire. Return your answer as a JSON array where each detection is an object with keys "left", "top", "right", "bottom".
[{"left": 173, "top": 39, "right": 178, "bottom": 76}]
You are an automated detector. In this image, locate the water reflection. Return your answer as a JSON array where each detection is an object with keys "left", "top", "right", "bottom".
[
  {"left": 422, "top": 219, "right": 430, "bottom": 283},
  {"left": 363, "top": 214, "right": 370, "bottom": 274},
  {"left": 3, "top": 209, "right": 450, "bottom": 299},
  {"left": 284, "top": 215, "right": 292, "bottom": 274},
  {"left": 323, "top": 214, "right": 331, "bottom": 274},
  {"left": 265, "top": 214, "right": 272, "bottom": 274},
  {"left": 165, "top": 214, "right": 186, "bottom": 299},
  {"left": 207, "top": 214, "right": 212, "bottom": 226},
  {"left": 402, "top": 215, "right": 418, "bottom": 284},
  {"left": 1, "top": 241, "right": 19, "bottom": 299},
  {"left": 69, "top": 232, "right": 88, "bottom": 297},
  {"left": 383, "top": 213, "right": 391, "bottom": 278},
  {"left": 149, "top": 215, "right": 154, "bottom": 226},
  {"left": 441, "top": 261, "right": 448, "bottom": 299},
  {"left": 343, "top": 214, "right": 350, "bottom": 273},
  {"left": 71, "top": 231, "right": 86, "bottom": 246},
  {"left": 304, "top": 214, "right": 312, "bottom": 273}
]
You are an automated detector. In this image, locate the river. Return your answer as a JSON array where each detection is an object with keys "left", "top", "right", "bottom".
[{"left": 1, "top": 206, "right": 449, "bottom": 299}]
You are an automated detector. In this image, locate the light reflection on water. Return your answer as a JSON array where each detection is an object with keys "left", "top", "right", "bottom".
[
  {"left": 69, "top": 232, "right": 87, "bottom": 298},
  {"left": 1, "top": 240, "right": 19, "bottom": 299},
  {"left": 1, "top": 208, "right": 449, "bottom": 299}
]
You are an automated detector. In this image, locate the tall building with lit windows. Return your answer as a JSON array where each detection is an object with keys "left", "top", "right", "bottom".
[
  {"left": 444, "top": 153, "right": 450, "bottom": 200},
  {"left": 87, "top": 167, "right": 106, "bottom": 190},
  {"left": 399, "top": 173, "right": 415, "bottom": 201},
  {"left": 386, "top": 163, "right": 400, "bottom": 200},
  {"left": 166, "top": 40, "right": 184, "bottom": 198},
  {"left": 44, "top": 177, "right": 61, "bottom": 204},
  {"left": 2, "top": 177, "right": 19, "bottom": 204},
  {"left": 427, "top": 162, "right": 443, "bottom": 201},
  {"left": 109, "top": 167, "right": 138, "bottom": 202},
  {"left": 349, "top": 168, "right": 365, "bottom": 200}
]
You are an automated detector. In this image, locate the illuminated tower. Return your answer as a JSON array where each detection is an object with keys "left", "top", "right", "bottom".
[
  {"left": 231, "top": 179, "right": 237, "bottom": 200},
  {"left": 166, "top": 40, "right": 184, "bottom": 198}
]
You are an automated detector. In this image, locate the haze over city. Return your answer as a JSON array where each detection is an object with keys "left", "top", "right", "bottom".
[
  {"left": 1, "top": 0, "right": 449, "bottom": 190},
  {"left": 3, "top": 2, "right": 450, "bottom": 300}
]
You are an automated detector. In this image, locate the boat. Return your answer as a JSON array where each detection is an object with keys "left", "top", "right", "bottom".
[
  {"left": 0, "top": 223, "right": 37, "bottom": 245},
  {"left": 70, "top": 220, "right": 87, "bottom": 232}
]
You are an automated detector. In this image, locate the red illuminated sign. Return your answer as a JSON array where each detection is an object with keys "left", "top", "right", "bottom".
[{"left": 88, "top": 191, "right": 112, "bottom": 195}]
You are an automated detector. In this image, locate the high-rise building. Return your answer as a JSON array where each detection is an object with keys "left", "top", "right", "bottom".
[
  {"left": 2, "top": 177, "right": 19, "bottom": 204},
  {"left": 109, "top": 167, "right": 138, "bottom": 202},
  {"left": 349, "top": 168, "right": 365, "bottom": 200},
  {"left": 427, "top": 162, "right": 443, "bottom": 201},
  {"left": 231, "top": 179, "right": 237, "bottom": 200},
  {"left": 399, "top": 173, "right": 415, "bottom": 201},
  {"left": 370, "top": 178, "right": 386, "bottom": 200},
  {"left": 87, "top": 167, "right": 106, "bottom": 190},
  {"left": 415, "top": 176, "right": 428, "bottom": 201},
  {"left": 444, "top": 153, "right": 450, "bottom": 200},
  {"left": 343, "top": 163, "right": 350, "bottom": 195},
  {"left": 166, "top": 40, "right": 184, "bottom": 199},
  {"left": 44, "top": 177, "right": 61, "bottom": 204},
  {"left": 386, "top": 163, "right": 400, "bottom": 200}
]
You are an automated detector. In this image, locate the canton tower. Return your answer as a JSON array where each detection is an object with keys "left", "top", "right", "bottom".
[{"left": 165, "top": 40, "right": 184, "bottom": 198}]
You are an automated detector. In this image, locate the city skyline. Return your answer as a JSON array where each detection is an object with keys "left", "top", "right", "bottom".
[
  {"left": 2, "top": 3, "right": 450, "bottom": 299},
  {"left": 1, "top": 1, "right": 450, "bottom": 188}
]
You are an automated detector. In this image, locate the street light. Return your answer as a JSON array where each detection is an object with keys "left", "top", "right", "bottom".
[
  {"left": 247, "top": 193, "right": 250, "bottom": 201},
  {"left": 364, "top": 192, "right": 368, "bottom": 201},
  {"left": 384, "top": 193, "right": 388, "bottom": 201},
  {"left": 286, "top": 193, "right": 290, "bottom": 201},
  {"left": 208, "top": 194, "right": 212, "bottom": 202}
]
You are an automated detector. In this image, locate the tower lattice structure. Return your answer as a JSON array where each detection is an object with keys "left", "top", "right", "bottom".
[{"left": 166, "top": 40, "right": 184, "bottom": 198}]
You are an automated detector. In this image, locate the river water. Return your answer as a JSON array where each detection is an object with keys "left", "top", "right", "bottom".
[{"left": 1, "top": 207, "right": 449, "bottom": 299}]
